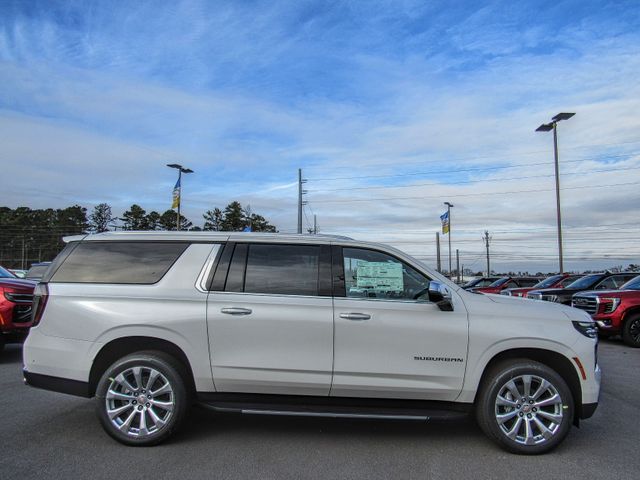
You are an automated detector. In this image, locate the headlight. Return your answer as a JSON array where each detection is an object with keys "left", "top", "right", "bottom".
[
  {"left": 501, "top": 291, "right": 511, "bottom": 296},
  {"left": 527, "top": 293, "right": 542, "bottom": 300},
  {"left": 541, "top": 294, "right": 558, "bottom": 302},
  {"left": 573, "top": 320, "right": 598, "bottom": 339},
  {"left": 600, "top": 297, "right": 621, "bottom": 314}
]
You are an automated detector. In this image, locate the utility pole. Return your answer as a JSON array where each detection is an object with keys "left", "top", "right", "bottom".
[
  {"left": 436, "top": 232, "right": 441, "bottom": 273},
  {"left": 21, "top": 236, "right": 25, "bottom": 270},
  {"left": 313, "top": 214, "right": 317, "bottom": 234},
  {"left": 483, "top": 230, "right": 492, "bottom": 276},
  {"left": 456, "top": 249, "right": 460, "bottom": 284},
  {"left": 297, "top": 169, "right": 308, "bottom": 234},
  {"left": 444, "top": 202, "right": 454, "bottom": 278}
]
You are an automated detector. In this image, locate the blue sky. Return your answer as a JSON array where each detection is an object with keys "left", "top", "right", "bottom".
[{"left": 1, "top": 0, "right": 639, "bottom": 272}]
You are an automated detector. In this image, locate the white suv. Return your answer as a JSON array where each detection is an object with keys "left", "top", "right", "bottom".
[{"left": 23, "top": 232, "right": 600, "bottom": 454}]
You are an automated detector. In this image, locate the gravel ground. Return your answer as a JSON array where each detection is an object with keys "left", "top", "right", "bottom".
[{"left": 1, "top": 338, "right": 638, "bottom": 480}]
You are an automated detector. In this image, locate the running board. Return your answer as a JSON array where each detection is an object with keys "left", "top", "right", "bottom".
[{"left": 197, "top": 393, "right": 471, "bottom": 422}]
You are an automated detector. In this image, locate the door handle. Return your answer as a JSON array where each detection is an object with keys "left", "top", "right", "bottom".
[
  {"left": 339, "top": 312, "right": 371, "bottom": 321},
  {"left": 220, "top": 307, "right": 253, "bottom": 315}
]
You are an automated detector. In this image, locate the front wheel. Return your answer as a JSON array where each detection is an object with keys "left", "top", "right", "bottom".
[
  {"left": 95, "top": 351, "right": 189, "bottom": 446},
  {"left": 622, "top": 314, "right": 640, "bottom": 348},
  {"left": 476, "top": 360, "right": 573, "bottom": 454}
]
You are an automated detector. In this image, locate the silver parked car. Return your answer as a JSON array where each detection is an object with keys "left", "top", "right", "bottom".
[{"left": 23, "top": 232, "right": 600, "bottom": 454}]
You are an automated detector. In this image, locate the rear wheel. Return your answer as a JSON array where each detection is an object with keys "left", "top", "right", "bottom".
[
  {"left": 622, "top": 314, "right": 640, "bottom": 348},
  {"left": 476, "top": 360, "right": 573, "bottom": 454},
  {"left": 95, "top": 351, "right": 190, "bottom": 446}
]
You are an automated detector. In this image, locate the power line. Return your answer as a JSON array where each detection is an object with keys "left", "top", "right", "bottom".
[
  {"left": 309, "top": 164, "right": 639, "bottom": 193},
  {"left": 309, "top": 181, "right": 640, "bottom": 204},
  {"left": 302, "top": 140, "right": 640, "bottom": 172}
]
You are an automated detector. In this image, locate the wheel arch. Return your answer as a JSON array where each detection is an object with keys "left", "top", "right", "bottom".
[
  {"left": 474, "top": 348, "right": 583, "bottom": 424},
  {"left": 88, "top": 336, "right": 196, "bottom": 397}
]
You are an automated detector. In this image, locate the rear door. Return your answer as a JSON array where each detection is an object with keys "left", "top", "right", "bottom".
[
  {"left": 331, "top": 246, "right": 469, "bottom": 401},
  {"left": 206, "top": 242, "right": 334, "bottom": 396}
]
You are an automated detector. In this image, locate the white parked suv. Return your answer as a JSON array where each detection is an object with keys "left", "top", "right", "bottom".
[{"left": 23, "top": 232, "right": 600, "bottom": 454}]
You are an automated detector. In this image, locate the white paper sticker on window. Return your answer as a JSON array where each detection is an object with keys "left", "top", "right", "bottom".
[{"left": 356, "top": 261, "right": 404, "bottom": 292}]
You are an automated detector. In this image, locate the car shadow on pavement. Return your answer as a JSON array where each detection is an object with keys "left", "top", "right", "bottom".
[
  {"left": 0, "top": 344, "right": 23, "bottom": 365},
  {"left": 175, "top": 403, "right": 482, "bottom": 445}
]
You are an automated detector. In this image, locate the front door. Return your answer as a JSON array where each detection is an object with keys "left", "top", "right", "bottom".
[
  {"left": 206, "top": 242, "right": 334, "bottom": 396},
  {"left": 331, "top": 246, "right": 469, "bottom": 401}
]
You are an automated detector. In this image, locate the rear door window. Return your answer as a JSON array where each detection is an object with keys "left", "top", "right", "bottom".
[
  {"left": 51, "top": 242, "right": 188, "bottom": 284},
  {"left": 242, "top": 244, "right": 321, "bottom": 296}
]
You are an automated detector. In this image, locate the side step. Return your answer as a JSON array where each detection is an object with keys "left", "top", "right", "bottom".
[{"left": 197, "top": 393, "right": 471, "bottom": 422}]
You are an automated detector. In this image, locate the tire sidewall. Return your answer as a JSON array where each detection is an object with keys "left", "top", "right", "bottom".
[
  {"left": 622, "top": 314, "right": 640, "bottom": 348},
  {"left": 477, "top": 361, "right": 574, "bottom": 455},
  {"left": 95, "top": 352, "right": 188, "bottom": 446}
]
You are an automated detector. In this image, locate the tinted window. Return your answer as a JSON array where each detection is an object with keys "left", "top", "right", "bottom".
[
  {"left": 0, "top": 266, "right": 15, "bottom": 278},
  {"left": 517, "top": 278, "right": 540, "bottom": 287},
  {"left": 566, "top": 274, "right": 603, "bottom": 289},
  {"left": 343, "top": 248, "right": 430, "bottom": 301},
  {"left": 243, "top": 244, "right": 320, "bottom": 296},
  {"left": 51, "top": 242, "right": 188, "bottom": 284},
  {"left": 595, "top": 277, "right": 617, "bottom": 290},
  {"left": 26, "top": 265, "right": 50, "bottom": 280},
  {"left": 621, "top": 276, "right": 640, "bottom": 290},
  {"left": 534, "top": 275, "right": 564, "bottom": 289},
  {"left": 490, "top": 277, "right": 510, "bottom": 287},
  {"left": 559, "top": 275, "right": 582, "bottom": 287}
]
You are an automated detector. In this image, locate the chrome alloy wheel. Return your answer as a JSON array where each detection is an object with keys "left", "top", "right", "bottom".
[
  {"left": 494, "top": 374, "right": 564, "bottom": 446},
  {"left": 105, "top": 366, "right": 175, "bottom": 437}
]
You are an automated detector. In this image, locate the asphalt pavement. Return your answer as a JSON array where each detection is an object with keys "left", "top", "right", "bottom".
[{"left": 1, "top": 339, "right": 638, "bottom": 480}]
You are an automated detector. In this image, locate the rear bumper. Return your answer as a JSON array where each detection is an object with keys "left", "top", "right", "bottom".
[{"left": 23, "top": 370, "right": 90, "bottom": 398}]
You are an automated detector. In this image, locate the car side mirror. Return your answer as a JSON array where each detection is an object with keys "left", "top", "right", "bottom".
[{"left": 428, "top": 281, "right": 454, "bottom": 312}]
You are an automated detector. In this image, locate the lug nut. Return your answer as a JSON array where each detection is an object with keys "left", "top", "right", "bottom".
[
  {"left": 529, "top": 400, "right": 534, "bottom": 404},
  {"left": 532, "top": 407, "right": 537, "bottom": 412},
  {"left": 516, "top": 404, "right": 520, "bottom": 409},
  {"left": 138, "top": 405, "right": 143, "bottom": 411},
  {"left": 132, "top": 400, "right": 137, "bottom": 405},
  {"left": 146, "top": 403, "right": 150, "bottom": 407},
  {"left": 527, "top": 413, "right": 532, "bottom": 419},
  {"left": 519, "top": 412, "right": 524, "bottom": 417}
]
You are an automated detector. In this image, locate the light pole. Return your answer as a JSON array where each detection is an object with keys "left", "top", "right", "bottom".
[
  {"left": 536, "top": 112, "right": 575, "bottom": 273},
  {"left": 167, "top": 164, "right": 194, "bottom": 231},
  {"left": 444, "top": 202, "right": 454, "bottom": 277}
]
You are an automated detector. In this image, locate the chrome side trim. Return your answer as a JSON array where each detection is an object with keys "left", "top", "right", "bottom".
[{"left": 240, "top": 410, "right": 429, "bottom": 420}]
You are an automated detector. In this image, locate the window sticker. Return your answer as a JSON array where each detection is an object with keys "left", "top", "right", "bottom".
[{"left": 355, "top": 261, "right": 404, "bottom": 292}]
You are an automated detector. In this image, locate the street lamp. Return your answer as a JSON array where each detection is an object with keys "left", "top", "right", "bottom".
[
  {"left": 536, "top": 112, "right": 575, "bottom": 273},
  {"left": 166, "top": 164, "right": 194, "bottom": 231},
  {"left": 444, "top": 201, "right": 454, "bottom": 278}
]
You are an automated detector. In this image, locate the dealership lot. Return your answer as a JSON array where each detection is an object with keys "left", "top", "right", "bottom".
[{"left": 2, "top": 339, "right": 639, "bottom": 480}]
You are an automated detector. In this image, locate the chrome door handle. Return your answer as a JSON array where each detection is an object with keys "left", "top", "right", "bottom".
[
  {"left": 221, "top": 307, "right": 252, "bottom": 315},
  {"left": 339, "top": 313, "right": 371, "bottom": 321}
]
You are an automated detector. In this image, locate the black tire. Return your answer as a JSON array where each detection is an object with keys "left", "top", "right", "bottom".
[
  {"left": 622, "top": 314, "right": 640, "bottom": 348},
  {"left": 476, "top": 360, "right": 574, "bottom": 455},
  {"left": 0, "top": 337, "right": 5, "bottom": 354},
  {"left": 95, "top": 351, "right": 190, "bottom": 446}
]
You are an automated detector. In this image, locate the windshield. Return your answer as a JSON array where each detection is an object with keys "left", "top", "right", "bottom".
[
  {"left": 489, "top": 277, "right": 510, "bottom": 287},
  {"left": 0, "top": 266, "right": 15, "bottom": 278},
  {"left": 534, "top": 275, "right": 564, "bottom": 289},
  {"left": 565, "top": 274, "right": 603, "bottom": 290},
  {"left": 621, "top": 276, "right": 640, "bottom": 290}
]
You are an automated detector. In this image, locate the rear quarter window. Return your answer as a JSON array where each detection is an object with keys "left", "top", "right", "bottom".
[{"left": 50, "top": 242, "right": 188, "bottom": 284}]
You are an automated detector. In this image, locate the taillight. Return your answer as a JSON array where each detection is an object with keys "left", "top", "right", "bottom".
[{"left": 31, "top": 283, "right": 49, "bottom": 326}]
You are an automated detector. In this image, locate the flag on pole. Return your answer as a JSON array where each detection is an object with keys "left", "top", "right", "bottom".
[
  {"left": 171, "top": 177, "right": 181, "bottom": 209},
  {"left": 440, "top": 211, "right": 450, "bottom": 234}
]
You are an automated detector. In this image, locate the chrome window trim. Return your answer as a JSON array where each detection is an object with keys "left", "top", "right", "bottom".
[{"left": 195, "top": 244, "right": 222, "bottom": 293}]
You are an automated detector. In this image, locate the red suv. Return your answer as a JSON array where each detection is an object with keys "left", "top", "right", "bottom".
[
  {"left": 471, "top": 276, "right": 542, "bottom": 294},
  {"left": 0, "top": 266, "right": 36, "bottom": 352},
  {"left": 501, "top": 274, "right": 583, "bottom": 298},
  {"left": 572, "top": 275, "right": 640, "bottom": 347}
]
